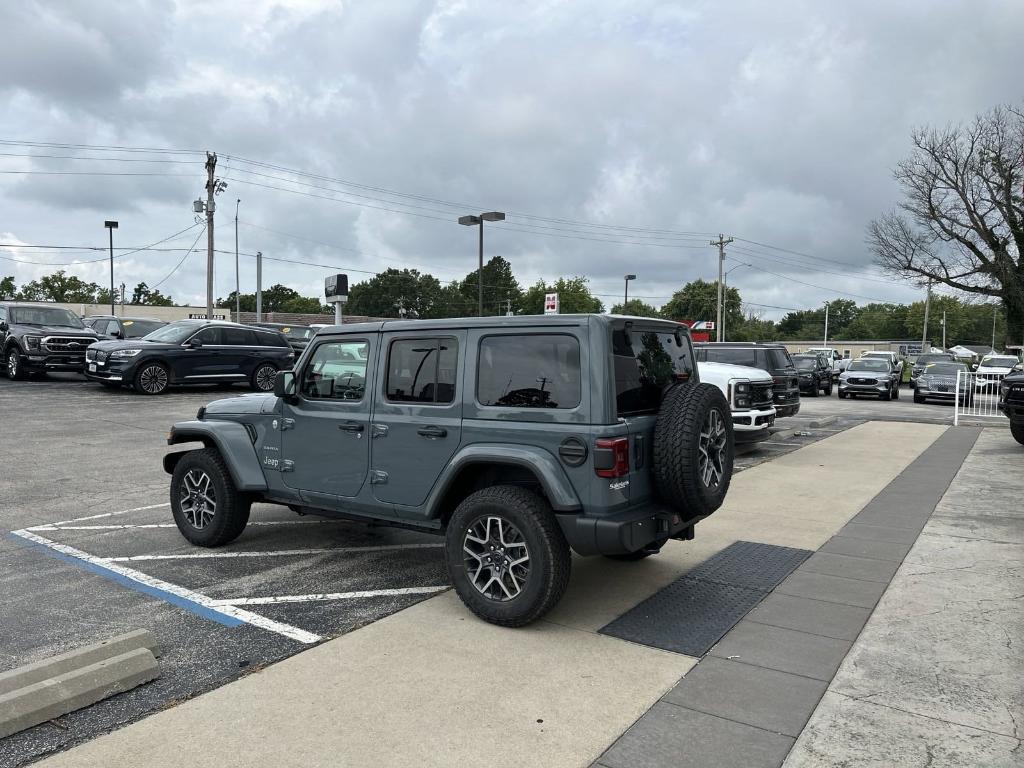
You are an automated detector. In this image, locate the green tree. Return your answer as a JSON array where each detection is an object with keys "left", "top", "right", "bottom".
[
  {"left": 346, "top": 269, "right": 448, "bottom": 318},
  {"left": 520, "top": 277, "right": 604, "bottom": 314},
  {"left": 457, "top": 256, "right": 523, "bottom": 315},
  {"left": 130, "top": 282, "right": 174, "bottom": 306},
  {"left": 610, "top": 298, "right": 661, "bottom": 317},
  {"left": 836, "top": 303, "right": 909, "bottom": 340},
  {"left": 660, "top": 279, "right": 740, "bottom": 328},
  {"left": 0, "top": 276, "right": 15, "bottom": 298},
  {"left": 727, "top": 313, "right": 778, "bottom": 342},
  {"left": 16, "top": 270, "right": 101, "bottom": 302}
]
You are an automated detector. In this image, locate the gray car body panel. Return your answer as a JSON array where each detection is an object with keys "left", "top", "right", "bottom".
[{"left": 167, "top": 420, "right": 268, "bottom": 491}]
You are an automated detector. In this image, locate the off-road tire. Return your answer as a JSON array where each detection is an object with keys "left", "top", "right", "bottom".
[
  {"left": 652, "top": 382, "right": 734, "bottom": 517},
  {"left": 6, "top": 347, "right": 27, "bottom": 380},
  {"left": 1011, "top": 421, "right": 1024, "bottom": 446},
  {"left": 251, "top": 363, "right": 278, "bottom": 392},
  {"left": 445, "top": 485, "right": 570, "bottom": 627},
  {"left": 134, "top": 362, "right": 170, "bottom": 395},
  {"left": 170, "top": 448, "right": 251, "bottom": 547}
]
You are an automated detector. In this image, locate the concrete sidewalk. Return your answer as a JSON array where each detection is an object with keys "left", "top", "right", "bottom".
[
  {"left": 785, "top": 427, "right": 1024, "bottom": 767},
  {"left": 27, "top": 421, "right": 945, "bottom": 768}
]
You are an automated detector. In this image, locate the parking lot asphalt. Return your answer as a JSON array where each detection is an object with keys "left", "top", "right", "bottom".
[{"left": 0, "top": 373, "right": 1002, "bottom": 767}]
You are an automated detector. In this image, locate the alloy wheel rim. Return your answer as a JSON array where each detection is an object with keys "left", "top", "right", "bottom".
[
  {"left": 8, "top": 352, "right": 16, "bottom": 376},
  {"left": 697, "top": 407, "right": 727, "bottom": 488},
  {"left": 180, "top": 469, "right": 216, "bottom": 529},
  {"left": 256, "top": 366, "right": 276, "bottom": 391},
  {"left": 463, "top": 515, "right": 530, "bottom": 602},
  {"left": 140, "top": 365, "right": 167, "bottom": 393}
]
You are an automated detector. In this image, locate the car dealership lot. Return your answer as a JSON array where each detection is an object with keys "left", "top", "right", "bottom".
[{"left": 0, "top": 374, "right": 987, "bottom": 766}]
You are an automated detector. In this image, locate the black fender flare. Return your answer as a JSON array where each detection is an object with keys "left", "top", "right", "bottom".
[{"left": 165, "top": 420, "right": 267, "bottom": 491}]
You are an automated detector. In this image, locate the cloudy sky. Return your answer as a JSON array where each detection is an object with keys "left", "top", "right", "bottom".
[{"left": 0, "top": 0, "right": 1021, "bottom": 319}]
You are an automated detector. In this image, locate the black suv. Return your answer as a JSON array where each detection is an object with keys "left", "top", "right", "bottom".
[
  {"left": 694, "top": 342, "right": 801, "bottom": 417},
  {"left": 86, "top": 320, "right": 294, "bottom": 394},
  {"left": 84, "top": 315, "right": 168, "bottom": 340},
  {"left": 792, "top": 353, "right": 833, "bottom": 397},
  {"left": 998, "top": 367, "right": 1024, "bottom": 446},
  {"left": 910, "top": 352, "right": 956, "bottom": 388},
  {"left": 0, "top": 302, "right": 100, "bottom": 379},
  {"left": 252, "top": 322, "right": 315, "bottom": 354}
]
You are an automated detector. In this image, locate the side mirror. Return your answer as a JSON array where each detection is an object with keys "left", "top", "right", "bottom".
[
  {"left": 274, "top": 370, "right": 297, "bottom": 400},
  {"left": 189, "top": 337, "right": 204, "bottom": 348},
  {"left": 971, "top": 364, "right": 978, "bottom": 371},
  {"left": 0, "top": 320, "right": 7, "bottom": 332},
  {"left": 110, "top": 330, "right": 122, "bottom": 338}
]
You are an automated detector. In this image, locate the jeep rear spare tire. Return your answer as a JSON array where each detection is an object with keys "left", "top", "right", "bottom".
[
  {"left": 445, "top": 485, "right": 570, "bottom": 627},
  {"left": 652, "top": 382, "right": 734, "bottom": 517}
]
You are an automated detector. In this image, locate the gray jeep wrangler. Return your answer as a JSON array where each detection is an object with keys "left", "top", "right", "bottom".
[{"left": 164, "top": 314, "right": 734, "bottom": 626}]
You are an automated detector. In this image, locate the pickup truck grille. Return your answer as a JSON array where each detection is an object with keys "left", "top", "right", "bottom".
[
  {"left": 1005, "top": 383, "right": 1024, "bottom": 405},
  {"left": 750, "top": 382, "right": 773, "bottom": 409},
  {"left": 43, "top": 337, "right": 95, "bottom": 352}
]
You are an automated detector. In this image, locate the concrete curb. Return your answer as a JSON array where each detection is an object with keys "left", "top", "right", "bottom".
[
  {"left": 0, "top": 629, "right": 158, "bottom": 697},
  {"left": 0, "top": 648, "right": 159, "bottom": 738},
  {"left": 808, "top": 416, "right": 838, "bottom": 428},
  {"left": 770, "top": 428, "right": 799, "bottom": 440}
]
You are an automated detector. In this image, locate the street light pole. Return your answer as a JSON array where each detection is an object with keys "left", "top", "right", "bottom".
[
  {"left": 824, "top": 301, "right": 830, "bottom": 347},
  {"left": 234, "top": 199, "right": 241, "bottom": 323},
  {"left": 458, "top": 211, "right": 505, "bottom": 317},
  {"left": 104, "top": 221, "right": 118, "bottom": 315},
  {"left": 624, "top": 274, "right": 636, "bottom": 308}
]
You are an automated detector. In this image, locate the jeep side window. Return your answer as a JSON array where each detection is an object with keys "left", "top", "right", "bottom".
[
  {"left": 386, "top": 338, "right": 457, "bottom": 404},
  {"left": 477, "top": 334, "right": 581, "bottom": 409},
  {"left": 302, "top": 340, "right": 369, "bottom": 400},
  {"left": 614, "top": 329, "right": 694, "bottom": 415}
]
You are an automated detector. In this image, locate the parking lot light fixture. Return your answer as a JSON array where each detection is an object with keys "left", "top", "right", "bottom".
[
  {"left": 104, "top": 221, "right": 118, "bottom": 315},
  {"left": 624, "top": 274, "right": 636, "bottom": 307},
  {"left": 458, "top": 212, "right": 505, "bottom": 316}
]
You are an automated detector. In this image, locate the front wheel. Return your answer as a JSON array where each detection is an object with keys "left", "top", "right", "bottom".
[
  {"left": 134, "top": 362, "right": 170, "bottom": 395},
  {"left": 1011, "top": 421, "right": 1024, "bottom": 446},
  {"left": 251, "top": 362, "right": 278, "bottom": 392},
  {"left": 892, "top": 384, "right": 900, "bottom": 400},
  {"left": 809, "top": 380, "right": 819, "bottom": 397},
  {"left": 5, "top": 348, "right": 27, "bottom": 380},
  {"left": 445, "top": 485, "right": 570, "bottom": 627},
  {"left": 824, "top": 380, "right": 833, "bottom": 396},
  {"left": 838, "top": 391, "right": 847, "bottom": 399},
  {"left": 170, "top": 449, "right": 251, "bottom": 547},
  {"left": 914, "top": 393, "right": 925, "bottom": 404}
]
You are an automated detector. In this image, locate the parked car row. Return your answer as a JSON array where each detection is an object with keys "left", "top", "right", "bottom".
[{"left": 1, "top": 301, "right": 306, "bottom": 394}]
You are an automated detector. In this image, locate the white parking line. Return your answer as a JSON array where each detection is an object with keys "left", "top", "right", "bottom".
[
  {"left": 210, "top": 586, "right": 449, "bottom": 606},
  {"left": 10, "top": 529, "right": 321, "bottom": 644},
  {"left": 43, "top": 502, "right": 171, "bottom": 527},
  {"left": 102, "top": 543, "right": 444, "bottom": 562},
  {"left": 29, "top": 520, "right": 342, "bottom": 531}
]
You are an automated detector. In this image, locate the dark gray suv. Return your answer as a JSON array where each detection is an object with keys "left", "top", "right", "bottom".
[{"left": 163, "top": 315, "right": 734, "bottom": 626}]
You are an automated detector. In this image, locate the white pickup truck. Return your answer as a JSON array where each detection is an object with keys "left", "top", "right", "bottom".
[
  {"left": 806, "top": 347, "right": 848, "bottom": 378},
  {"left": 697, "top": 361, "right": 777, "bottom": 445}
]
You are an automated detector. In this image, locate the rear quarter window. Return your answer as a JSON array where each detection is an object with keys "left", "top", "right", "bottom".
[{"left": 477, "top": 334, "right": 581, "bottom": 409}]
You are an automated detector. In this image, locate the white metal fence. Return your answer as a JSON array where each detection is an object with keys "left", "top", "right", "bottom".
[{"left": 954, "top": 370, "right": 1008, "bottom": 425}]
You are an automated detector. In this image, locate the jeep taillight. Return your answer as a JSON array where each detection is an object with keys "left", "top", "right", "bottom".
[{"left": 594, "top": 437, "right": 629, "bottom": 478}]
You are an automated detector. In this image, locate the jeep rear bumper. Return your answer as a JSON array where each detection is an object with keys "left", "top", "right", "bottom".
[{"left": 556, "top": 503, "right": 706, "bottom": 557}]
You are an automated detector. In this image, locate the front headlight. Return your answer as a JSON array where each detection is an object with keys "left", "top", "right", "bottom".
[
  {"left": 734, "top": 381, "right": 750, "bottom": 394},
  {"left": 736, "top": 396, "right": 751, "bottom": 408},
  {"left": 1000, "top": 382, "right": 1010, "bottom": 398},
  {"left": 110, "top": 348, "right": 142, "bottom": 359},
  {"left": 24, "top": 335, "right": 42, "bottom": 350}
]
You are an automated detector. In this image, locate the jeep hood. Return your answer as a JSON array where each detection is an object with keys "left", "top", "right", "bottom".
[
  {"left": 204, "top": 393, "right": 279, "bottom": 416},
  {"left": 697, "top": 361, "right": 772, "bottom": 383}
]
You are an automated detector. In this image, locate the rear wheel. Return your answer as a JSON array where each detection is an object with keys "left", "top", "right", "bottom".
[
  {"left": 445, "top": 485, "right": 570, "bottom": 627},
  {"left": 134, "top": 362, "right": 169, "bottom": 395},
  {"left": 1011, "top": 421, "right": 1024, "bottom": 446},
  {"left": 170, "top": 449, "right": 251, "bottom": 547}
]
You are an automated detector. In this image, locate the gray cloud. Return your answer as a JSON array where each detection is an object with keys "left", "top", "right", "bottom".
[{"left": 1, "top": 0, "right": 1022, "bottom": 316}]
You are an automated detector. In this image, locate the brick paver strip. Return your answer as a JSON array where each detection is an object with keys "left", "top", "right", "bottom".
[{"left": 593, "top": 426, "right": 981, "bottom": 768}]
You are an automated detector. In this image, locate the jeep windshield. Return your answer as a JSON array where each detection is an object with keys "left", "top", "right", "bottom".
[
  {"left": 793, "top": 357, "right": 816, "bottom": 370},
  {"left": 9, "top": 307, "right": 85, "bottom": 328},
  {"left": 848, "top": 360, "right": 890, "bottom": 372},
  {"left": 140, "top": 324, "right": 200, "bottom": 344}
]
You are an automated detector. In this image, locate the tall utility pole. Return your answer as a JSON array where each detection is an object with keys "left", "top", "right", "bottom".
[
  {"left": 204, "top": 152, "right": 217, "bottom": 321},
  {"left": 941, "top": 310, "right": 947, "bottom": 350},
  {"left": 824, "top": 302, "right": 830, "bottom": 346},
  {"left": 104, "top": 220, "right": 118, "bottom": 315},
  {"left": 710, "top": 234, "right": 733, "bottom": 342},
  {"left": 255, "top": 251, "right": 263, "bottom": 322},
  {"left": 921, "top": 278, "right": 933, "bottom": 352},
  {"left": 234, "top": 199, "right": 241, "bottom": 322}
]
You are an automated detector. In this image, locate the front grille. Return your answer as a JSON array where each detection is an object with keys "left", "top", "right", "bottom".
[
  {"left": 1006, "top": 385, "right": 1024, "bottom": 405},
  {"left": 42, "top": 336, "right": 94, "bottom": 353},
  {"left": 750, "top": 382, "right": 773, "bottom": 409},
  {"left": 850, "top": 378, "right": 878, "bottom": 385}
]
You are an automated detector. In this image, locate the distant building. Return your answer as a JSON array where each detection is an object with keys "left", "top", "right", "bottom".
[{"left": 781, "top": 340, "right": 933, "bottom": 359}]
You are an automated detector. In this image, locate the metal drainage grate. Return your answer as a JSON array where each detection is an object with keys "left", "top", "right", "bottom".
[{"left": 599, "top": 541, "right": 812, "bottom": 656}]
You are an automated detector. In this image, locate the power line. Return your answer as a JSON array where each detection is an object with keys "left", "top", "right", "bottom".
[
  {"left": 0, "top": 170, "right": 195, "bottom": 177},
  {"left": 151, "top": 226, "right": 208, "bottom": 290},
  {"left": 0, "top": 139, "right": 203, "bottom": 156},
  {"left": 0, "top": 224, "right": 202, "bottom": 266},
  {"left": 0, "top": 152, "right": 202, "bottom": 165}
]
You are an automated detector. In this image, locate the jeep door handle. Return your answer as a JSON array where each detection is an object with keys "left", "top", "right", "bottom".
[
  {"left": 417, "top": 425, "right": 447, "bottom": 439},
  {"left": 338, "top": 421, "right": 365, "bottom": 433}
]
